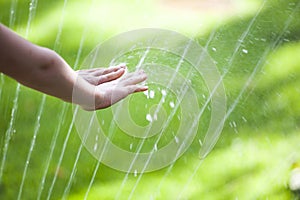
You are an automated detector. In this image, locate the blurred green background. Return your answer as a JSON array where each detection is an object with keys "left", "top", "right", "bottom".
[{"left": 0, "top": 0, "right": 300, "bottom": 199}]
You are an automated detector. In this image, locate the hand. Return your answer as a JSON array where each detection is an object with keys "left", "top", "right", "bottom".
[
  {"left": 77, "top": 65, "right": 148, "bottom": 110},
  {"left": 94, "top": 69, "right": 148, "bottom": 109}
]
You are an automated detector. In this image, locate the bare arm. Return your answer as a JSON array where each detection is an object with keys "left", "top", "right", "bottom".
[{"left": 0, "top": 24, "right": 147, "bottom": 110}]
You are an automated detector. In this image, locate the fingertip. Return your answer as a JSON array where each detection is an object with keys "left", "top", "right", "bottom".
[
  {"left": 138, "top": 69, "right": 145, "bottom": 74},
  {"left": 141, "top": 73, "right": 147, "bottom": 81},
  {"left": 108, "top": 65, "right": 120, "bottom": 71},
  {"left": 118, "top": 67, "right": 126, "bottom": 74},
  {"left": 142, "top": 86, "right": 148, "bottom": 91},
  {"left": 117, "top": 63, "right": 127, "bottom": 68},
  {"left": 136, "top": 85, "right": 148, "bottom": 92}
]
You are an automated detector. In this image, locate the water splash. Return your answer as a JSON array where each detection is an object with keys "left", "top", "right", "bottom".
[
  {"left": 46, "top": 107, "right": 78, "bottom": 200},
  {"left": 83, "top": 160, "right": 101, "bottom": 200},
  {"left": 1, "top": 0, "right": 299, "bottom": 199},
  {"left": 36, "top": 103, "right": 68, "bottom": 200},
  {"left": 0, "top": 84, "right": 20, "bottom": 182},
  {"left": 17, "top": 95, "right": 46, "bottom": 200},
  {"left": 62, "top": 113, "right": 96, "bottom": 199},
  {"left": 115, "top": 39, "right": 196, "bottom": 199},
  {"left": 125, "top": 23, "right": 224, "bottom": 198},
  {"left": 0, "top": 74, "right": 4, "bottom": 109},
  {"left": 175, "top": 2, "right": 300, "bottom": 198},
  {"left": 9, "top": 0, "right": 18, "bottom": 27}
]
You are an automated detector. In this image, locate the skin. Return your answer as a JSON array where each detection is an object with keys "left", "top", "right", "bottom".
[{"left": 0, "top": 24, "right": 148, "bottom": 110}]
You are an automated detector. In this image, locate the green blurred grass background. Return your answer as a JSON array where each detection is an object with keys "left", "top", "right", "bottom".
[{"left": 0, "top": 0, "right": 300, "bottom": 199}]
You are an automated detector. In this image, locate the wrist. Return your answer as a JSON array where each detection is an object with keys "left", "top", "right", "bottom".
[{"left": 72, "top": 76, "right": 98, "bottom": 110}]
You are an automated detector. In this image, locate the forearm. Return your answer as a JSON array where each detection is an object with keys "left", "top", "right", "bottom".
[
  {"left": 0, "top": 24, "right": 96, "bottom": 107},
  {"left": 18, "top": 49, "right": 95, "bottom": 105}
]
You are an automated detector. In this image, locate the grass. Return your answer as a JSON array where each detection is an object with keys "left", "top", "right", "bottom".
[
  {"left": 69, "top": 129, "right": 300, "bottom": 200},
  {"left": 0, "top": 0, "right": 300, "bottom": 199}
]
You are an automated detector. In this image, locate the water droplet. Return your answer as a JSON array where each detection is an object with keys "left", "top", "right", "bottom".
[
  {"left": 212, "top": 47, "right": 217, "bottom": 52},
  {"left": 93, "top": 143, "right": 98, "bottom": 152},
  {"left": 232, "top": 121, "right": 237, "bottom": 128},
  {"left": 153, "top": 113, "right": 158, "bottom": 121},
  {"left": 95, "top": 135, "right": 99, "bottom": 141},
  {"left": 175, "top": 136, "right": 179, "bottom": 144},
  {"left": 169, "top": 101, "right": 175, "bottom": 108},
  {"left": 143, "top": 91, "right": 149, "bottom": 99},
  {"left": 146, "top": 114, "right": 152, "bottom": 122},
  {"left": 134, "top": 169, "right": 138, "bottom": 177},
  {"left": 242, "top": 116, "right": 247, "bottom": 122},
  {"left": 161, "top": 89, "right": 167, "bottom": 96},
  {"left": 130, "top": 143, "right": 133, "bottom": 150},
  {"left": 199, "top": 139, "right": 202, "bottom": 146},
  {"left": 242, "top": 49, "right": 248, "bottom": 54},
  {"left": 261, "top": 38, "right": 267, "bottom": 42},
  {"left": 149, "top": 90, "right": 155, "bottom": 99},
  {"left": 29, "top": 2, "right": 35, "bottom": 11},
  {"left": 154, "top": 143, "right": 158, "bottom": 151}
]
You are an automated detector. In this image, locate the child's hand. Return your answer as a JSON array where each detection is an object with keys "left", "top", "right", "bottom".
[
  {"left": 77, "top": 65, "right": 148, "bottom": 110},
  {"left": 94, "top": 69, "right": 148, "bottom": 109}
]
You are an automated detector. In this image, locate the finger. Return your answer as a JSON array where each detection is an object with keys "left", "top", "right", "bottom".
[
  {"left": 97, "top": 68, "right": 125, "bottom": 84},
  {"left": 121, "top": 70, "right": 147, "bottom": 86},
  {"left": 77, "top": 68, "right": 105, "bottom": 74},
  {"left": 76, "top": 72, "right": 99, "bottom": 85},
  {"left": 110, "top": 85, "right": 148, "bottom": 106},
  {"left": 133, "top": 85, "right": 148, "bottom": 92},
  {"left": 93, "top": 65, "right": 125, "bottom": 76},
  {"left": 126, "top": 85, "right": 148, "bottom": 94}
]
